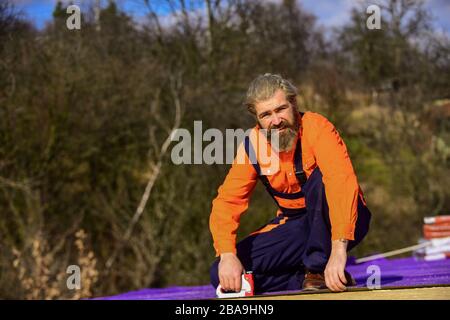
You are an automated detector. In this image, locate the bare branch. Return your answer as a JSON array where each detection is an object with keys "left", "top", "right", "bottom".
[{"left": 105, "top": 72, "right": 183, "bottom": 270}]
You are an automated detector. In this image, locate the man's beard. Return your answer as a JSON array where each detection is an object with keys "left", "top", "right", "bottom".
[{"left": 261, "top": 114, "right": 299, "bottom": 152}]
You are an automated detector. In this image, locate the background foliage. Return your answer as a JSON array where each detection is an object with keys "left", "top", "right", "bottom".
[{"left": 0, "top": 0, "right": 448, "bottom": 298}]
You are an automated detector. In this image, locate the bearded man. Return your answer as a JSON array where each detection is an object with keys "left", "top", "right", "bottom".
[{"left": 209, "top": 73, "right": 372, "bottom": 294}]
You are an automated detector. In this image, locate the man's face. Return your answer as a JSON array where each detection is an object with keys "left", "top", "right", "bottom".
[{"left": 254, "top": 89, "right": 299, "bottom": 152}]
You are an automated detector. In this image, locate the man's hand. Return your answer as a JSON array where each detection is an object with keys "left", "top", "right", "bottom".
[
  {"left": 324, "top": 239, "right": 348, "bottom": 292},
  {"left": 218, "top": 253, "right": 244, "bottom": 292}
]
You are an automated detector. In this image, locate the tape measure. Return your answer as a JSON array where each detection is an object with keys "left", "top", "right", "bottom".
[{"left": 216, "top": 272, "right": 254, "bottom": 298}]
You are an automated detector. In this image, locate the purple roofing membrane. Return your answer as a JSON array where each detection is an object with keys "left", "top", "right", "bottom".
[{"left": 94, "top": 257, "right": 450, "bottom": 300}]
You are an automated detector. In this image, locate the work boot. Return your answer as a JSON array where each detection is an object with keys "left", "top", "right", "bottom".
[
  {"left": 302, "top": 270, "right": 356, "bottom": 291},
  {"left": 302, "top": 270, "right": 326, "bottom": 291}
]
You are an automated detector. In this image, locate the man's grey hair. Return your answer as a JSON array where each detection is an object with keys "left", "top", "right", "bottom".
[{"left": 244, "top": 73, "right": 298, "bottom": 115}]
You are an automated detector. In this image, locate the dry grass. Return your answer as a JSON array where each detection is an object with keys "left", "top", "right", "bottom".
[{"left": 12, "top": 229, "right": 98, "bottom": 300}]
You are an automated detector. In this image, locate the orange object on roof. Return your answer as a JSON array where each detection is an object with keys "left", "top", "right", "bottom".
[
  {"left": 424, "top": 231, "right": 450, "bottom": 239},
  {"left": 424, "top": 224, "right": 450, "bottom": 232},
  {"left": 424, "top": 216, "right": 450, "bottom": 225}
]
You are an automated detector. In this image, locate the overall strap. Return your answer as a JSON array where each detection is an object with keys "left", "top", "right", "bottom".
[
  {"left": 293, "top": 135, "right": 307, "bottom": 188},
  {"left": 294, "top": 112, "right": 307, "bottom": 188}
]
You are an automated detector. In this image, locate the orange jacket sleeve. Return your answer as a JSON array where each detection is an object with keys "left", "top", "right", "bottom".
[
  {"left": 209, "top": 147, "right": 258, "bottom": 256},
  {"left": 303, "top": 113, "right": 359, "bottom": 241}
]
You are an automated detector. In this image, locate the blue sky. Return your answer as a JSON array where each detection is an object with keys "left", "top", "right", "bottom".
[{"left": 14, "top": 0, "right": 450, "bottom": 33}]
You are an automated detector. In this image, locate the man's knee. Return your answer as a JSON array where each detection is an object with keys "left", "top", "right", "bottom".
[{"left": 209, "top": 258, "right": 220, "bottom": 288}]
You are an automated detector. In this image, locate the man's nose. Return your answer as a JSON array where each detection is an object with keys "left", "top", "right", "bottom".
[{"left": 270, "top": 114, "right": 282, "bottom": 126}]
